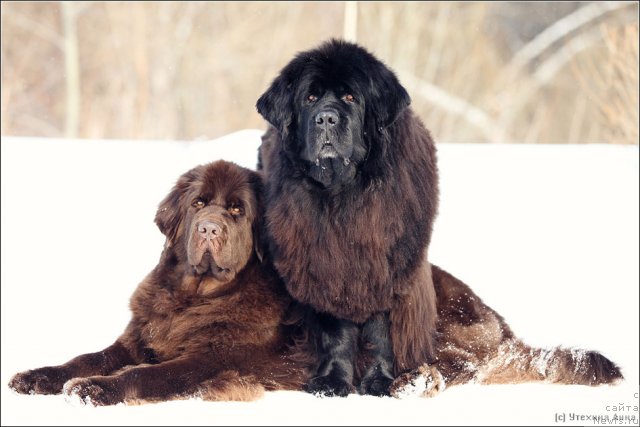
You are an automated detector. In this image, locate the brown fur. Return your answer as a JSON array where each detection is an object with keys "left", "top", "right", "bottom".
[
  {"left": 8, "top": 160, "right": 308, "bottom": 405},
  {"left": 390, "top": 265, "right": 623, "bottom": 397}
]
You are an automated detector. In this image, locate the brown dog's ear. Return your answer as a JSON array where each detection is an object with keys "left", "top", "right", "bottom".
[
  {"left": 155, "top": 168, "right": 199, "bottom": 245},
  {"left": 248, "top": 171, "right": 266, "bottom": 264},
  {"left": 254, "top": 234, "right": 264, "bottom": 264}
]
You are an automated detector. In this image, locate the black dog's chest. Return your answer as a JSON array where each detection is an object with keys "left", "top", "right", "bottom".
[{"left": 269, "top": 189, "right": 396, "bottom": 322}]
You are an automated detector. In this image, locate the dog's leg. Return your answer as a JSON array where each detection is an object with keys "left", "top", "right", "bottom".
[
  {"left": 9, "top": 341, "right": 135, "bottom": 395},
  {"left": 304, "top": 312, "right": 358, "bottom": 397},
  {"left": 63, "top": 355, "right": 215, "bottom": 406},
  {"left": 358, "top": 312, "right": 395, "bottom": 396},
  {"left": 197, "top": 371, "right": 266, "bottom": 402},
  {"left": 390, "top": 259, "right": 437, "bottom": 374}
]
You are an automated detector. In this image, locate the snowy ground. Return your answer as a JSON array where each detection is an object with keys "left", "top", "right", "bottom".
[{"left": 1, "top": 130, "right": 638, "bottom": 426}]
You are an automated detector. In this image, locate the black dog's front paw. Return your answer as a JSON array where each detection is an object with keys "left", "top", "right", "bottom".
[
  {"left": 305, "top": 374, "right": 354, "bottom": 397},
  {"left": 358, "top": 370, "right": 394, "bottom": 397},
  {"left": 63, "top": 377, "right": 124, "bottom": 406},
  {"left": 9, "top": 367, "right": 70, "bottom": 395}
]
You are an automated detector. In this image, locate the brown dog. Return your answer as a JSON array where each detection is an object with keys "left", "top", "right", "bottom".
[{"left": 8, "top": 160, "right": 306, "bottom": 405}]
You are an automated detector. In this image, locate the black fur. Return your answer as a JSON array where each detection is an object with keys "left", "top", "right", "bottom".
[
  {"left": 257, "top": 39, "right": 411, "bottom": 190},
  {"left": 301, "top": 310, "right": 395, "bottom": 397},
  {"left": 304, "top": 312, "right": 358, "bottom": 397},
  {"left": 358, "top": 313, "right": 395, "bottom": 396}
]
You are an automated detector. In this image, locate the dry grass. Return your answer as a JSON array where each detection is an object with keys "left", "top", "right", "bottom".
[
  {"left": 1, "top": 2, "right": 637, "bottom": 143},
  {"left": 573, "top": 24, "right": 639, "bottom": 144}
]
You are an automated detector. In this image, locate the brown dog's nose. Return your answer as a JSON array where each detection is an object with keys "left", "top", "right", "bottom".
[{"left": 197, "top": 220, "right": 222, "bottom": 240}]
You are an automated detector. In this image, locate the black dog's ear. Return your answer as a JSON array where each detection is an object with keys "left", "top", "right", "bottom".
[
  {"left": 256, "top": 58, "right": 305, "bottom": 135},
  {"left": 256, "top": 76, "right": 290, "bottom": 134},
  {"left": 155, "top": 168, "right": 199, "bottom": 245},
  {"left": 367, "top": 63, "right": 411, "bottom": 131}
]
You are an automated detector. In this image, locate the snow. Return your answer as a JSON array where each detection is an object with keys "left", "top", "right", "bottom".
[
  {"left": 394, "top": 374, "right": 429, "bottom": 399},
  {"left": 1, "top": 131, "right": 638, "bottom": 426}
]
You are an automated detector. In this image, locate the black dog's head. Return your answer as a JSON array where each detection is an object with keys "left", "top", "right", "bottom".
[{"left": 257, "top": 39, "right": 410, "bottom": 189}]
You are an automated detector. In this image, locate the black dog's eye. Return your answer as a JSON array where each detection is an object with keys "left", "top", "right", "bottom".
[
  {"left": 307, "top": 94, "right": 318, "bottom": 103},
  {"left": 343, "top": 94, "right": 355, "bottom": 103},
  {"left": 228, "top": 206, "right": 244, "bottom": 216},
  {"left": 192, "top": 198, "right": 205, "bottom": 209}
]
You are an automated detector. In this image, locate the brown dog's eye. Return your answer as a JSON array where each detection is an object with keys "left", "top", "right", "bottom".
[
  {"left": 192, "top": 199, "right": 205, "bottom": 209},
  {"left": 229, "top": 206, "right": 243, "bottom": 216},
  {"left": 307, "top": 94, "right": 318, "bottom": 102},
  {"left": 343, "top": 94, "right": 355, "bottom": 103}
]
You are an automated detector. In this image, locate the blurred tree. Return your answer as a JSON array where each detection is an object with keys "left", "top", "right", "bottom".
[{"left": 1, "top": 1, "right": 637, "bottom": 144}]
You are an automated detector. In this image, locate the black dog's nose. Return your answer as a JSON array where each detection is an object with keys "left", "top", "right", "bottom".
[
  {"left": 198, "top": 221, "right": 222, "bottom": 240},
  {"left": 315, "top": 110, "right": 339, "bottom": 128}
]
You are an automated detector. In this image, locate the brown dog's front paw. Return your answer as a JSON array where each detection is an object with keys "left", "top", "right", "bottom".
[
  {"left": 63, "top": 377, "right": 123, "bottom": 406},
  {"left": 390, "top": 364, "right": 445, "bottom": 398},
  {"left": 9, "top": 368, "right": 70, "bottom": 395}
]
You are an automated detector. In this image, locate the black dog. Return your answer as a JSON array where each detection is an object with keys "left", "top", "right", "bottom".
[{"left": 256, "top": 39, "right": 439, "bottom": 396}]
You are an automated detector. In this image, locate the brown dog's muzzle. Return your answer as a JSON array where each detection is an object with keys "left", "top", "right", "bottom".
[
  {"left": 186, "top": 203, "right": 254, "bottom": 281},
  {"left": 188, "top": 210, "right": 231, "bottom": 276}
]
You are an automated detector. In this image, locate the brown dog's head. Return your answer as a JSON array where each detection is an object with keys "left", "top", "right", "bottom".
[{"left": 154, "top": 160, "right": 264, "bottom": 282}]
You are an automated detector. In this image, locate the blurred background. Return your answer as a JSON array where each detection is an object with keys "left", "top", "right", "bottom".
[{"left": 1, "top": 1, "right": 638, "bottom": 144}]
